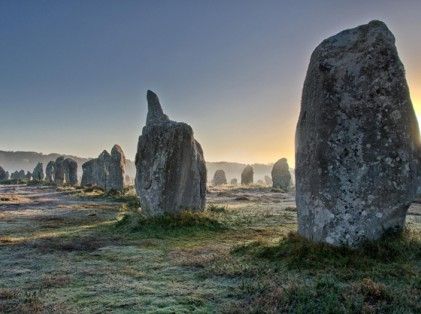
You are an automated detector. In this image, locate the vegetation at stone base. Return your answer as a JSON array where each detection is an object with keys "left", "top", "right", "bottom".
[
  {"left": 114, "top": 210, "right": 226, "bottom": 238},
  {"left": 223, "top": 229, "right": 421, "bottom": 313}
]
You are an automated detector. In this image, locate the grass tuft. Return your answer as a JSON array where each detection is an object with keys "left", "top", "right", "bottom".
[
  {"left": 115, "top": 210, "right": 226, "bottom": 238},
  {"left": 207, "top": 204, "right": 227, "bottom": 213},
  {"left": 234, "top": 229, "right": 421, "bottom": 270}
]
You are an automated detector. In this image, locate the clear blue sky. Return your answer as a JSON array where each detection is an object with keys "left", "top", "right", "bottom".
[{"left": 1, "top": 0, "right": 420, "bottom": 164}]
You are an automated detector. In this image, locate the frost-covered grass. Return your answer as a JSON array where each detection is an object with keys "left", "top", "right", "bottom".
[{"left": 0, "top": 184, "right": 420, "bottom": 312}]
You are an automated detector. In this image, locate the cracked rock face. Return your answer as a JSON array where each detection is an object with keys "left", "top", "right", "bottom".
[
  {"left": 32, "top": 162, "right": 44, "bottom": 181},
  {"left": 212, "top": 170, "right": 227, "bottom": 186},
  {"left": 81, "top": 145, "right": 126, "bottom": 192},
  {"left": 241, "top": 165, "right": 253, "bottom": 185},
  {"left": 272, "top": 158, "right": 291, "bottom": 191},
  {"left": 296, "top": 20, "right": 420, "bottom": 247},
  {"left": 135, "top": 90, "right": 206, "bottom": 216}
]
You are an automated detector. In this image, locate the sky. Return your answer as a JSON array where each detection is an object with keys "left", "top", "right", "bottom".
[{"left": 1, "top": 0, "right": 420, "bottom": 166}]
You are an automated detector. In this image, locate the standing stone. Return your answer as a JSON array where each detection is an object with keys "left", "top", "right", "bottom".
[
  {"left": 54, "top": 157, "right": 65, "bottom": 185},
  {"left": 64, "top": 158, "right": 78, "bottom": 186},
  {"left": 11, "top": 170, "right": 24, "bottom": 180},
  {"left": 230, "top": 178, "right": 238, "bottom": 185},
  {"left": 81, "top": 145, "right": 126, "bottom": 192},
  {"left": 264, "top": 175, "right": 272, "bottom": 186},
  {"left": 212, "top": 169, "right": 227, "bottom": 186},
  {"left": 108, "top": 145, "right": 126, "bottom": 191},
  {"left": 135, "top": 90, "right": 207, "bottom": 216},
  {"left": 272, "top": 158, "right": 291, "bottom": 191},
  {"left": 25, "top": 171, "right": 32, "bottom": 181},
  {"left": 296, "top": 21, "right": 420, "bottom": 247},
  {"left": 45, "top": 161, "right": 55, "bottom": 182},
  {"left": 241, "top": 165, "right": 253, "bottom": 185},
  {"left": 18, "top": 170, "right": 25, "bottom": 180},
  {"left": 0, "top": 166, "right": 8, "bottom": 181},
  {"left": 32, "top": 163, "right": 44, "bottom": 181}
]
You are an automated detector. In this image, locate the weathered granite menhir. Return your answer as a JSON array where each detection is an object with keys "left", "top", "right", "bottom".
[
  {"left": 135, "top": 90, "right": 207, "bottom": 216},
  {"left": 212, "top": 169, "right": 227, "bottom": 186},
  {"left": 295, "top": 20, "right": 420, "bottom": 247},
  {"left": 241, "top": 165, "right": 253, "bottom": 185},
  {"left": 32, "top": 162, "right": 44, "bottom": 181},
  {"left": 53, "top": 157, "right": 78, "bottom": 186},
  {"left": 81, "top": 145, "right": 126, "bottom": 192},
  {"left": 271, "top": 158, "right": 291, "bottom": 191}
]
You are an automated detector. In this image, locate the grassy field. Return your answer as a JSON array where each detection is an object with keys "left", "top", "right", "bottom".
[{"left": 0, "top": 184, "right": 420, "bottom": 313}]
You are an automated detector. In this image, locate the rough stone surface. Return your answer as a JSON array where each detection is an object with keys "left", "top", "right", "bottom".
[
  {"left": 11, "top": 170, "right": 25, "bottom": 180},
  {"left": 0, "top": 166, "right": 8, "bottom": 181},
  {"left": 230, "top": 178, "right": 238, "bottom": 185},
  {"left": 81, "top": 145, "right": 126, "bottom": 191},
  {"left": 135, "top": 90, "right": 207, "bottom": 216},
  {"left": 295, "top": 20, "right": 420, "bottom": 247},
  {"left": 32, "top": 163, "right": 44, "bottom": 181},
  {"left": 272, "top": 158, "right": 291, "bottom": 191},
  {"left": 241, "top": 165, "right": 253, "bottom": 185},
  {"left": 212, "top": 169, "right": 227, "bottom": 186},
  {"left": 54, "top": 157, "right": 65, "bottom": 185},
  {"left": 45, "top": 161, "right": 55, "bottom": 182},
  {"left": 64, "top": 158, "right": 78, "bottom": 186}
]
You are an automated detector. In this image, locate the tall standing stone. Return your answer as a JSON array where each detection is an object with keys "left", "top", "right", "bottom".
[
  {"left": 271, "top": 158, "right": 291, "bottom": 191},
  {"left": 32, "top": 162, "right": 44, "bottom": 181},
  {"left": 295, "top": 21, "right": 420, "bottom": 247},
  {"left": 241, "top": 165, "right": 253, "bottom": 185},
  {"left": 212, "top": 169, "right": 227, "bottom": 186},
  {"left": 64, "top": 158, "right": 78, "bottom": 186},
  {"left": 108, "top": 145, "right": 126, "bottom": 191},
  {"left": 46, "top": 161, "right": 55, "bottom": 182},
  {"left": 54, "top": 157, "right": 65, "bottom": 185},
  {"left": 135, "top": 90, "right": 207, "bottom": 216}
]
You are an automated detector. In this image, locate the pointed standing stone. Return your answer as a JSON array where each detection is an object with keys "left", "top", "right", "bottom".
[{"left": 135, "top": 90, "right": 207, "bottom": 216}]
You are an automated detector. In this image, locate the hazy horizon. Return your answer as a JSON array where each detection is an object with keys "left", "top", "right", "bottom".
[{"left": 1, "top": 0, "right": 421, "bottom": 167}]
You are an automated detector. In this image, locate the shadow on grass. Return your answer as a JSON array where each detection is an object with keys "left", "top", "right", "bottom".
[
  {"left": 233, "top": 229, "right": 421, "bottom": 271},
  {"left": 226, "top": 229, "right": 421, "bottom": 313},
  {"left": 114, "top": 210, "right": 227, "bottom": 238}
]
